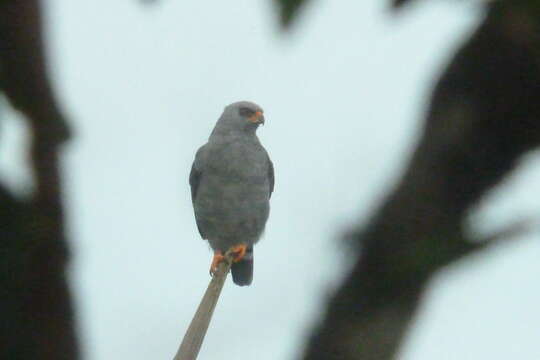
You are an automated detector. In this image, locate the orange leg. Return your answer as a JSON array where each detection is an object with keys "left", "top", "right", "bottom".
[
  {"left": 209, "top": 250, "right": 225, "bottom": 276},
  {"left": 229, "top": 243, "right": 247, "bottom": 263}
]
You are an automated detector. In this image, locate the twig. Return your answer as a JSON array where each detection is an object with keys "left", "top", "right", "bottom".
[
  {"left": 461, "top": 217, "right": 540, "bottom": 256},
  {"left": 173, "top": 251, "right": 234, "bottom": 360}
]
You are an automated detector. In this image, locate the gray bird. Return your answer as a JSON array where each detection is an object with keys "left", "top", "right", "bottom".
[{"left": 189, "top": 101, "right": 274, "bottom": 286}]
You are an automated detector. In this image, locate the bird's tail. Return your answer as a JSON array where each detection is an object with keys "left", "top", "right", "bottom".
[{"left": 231, "top": 246, "right": 253, "bottom": 286}]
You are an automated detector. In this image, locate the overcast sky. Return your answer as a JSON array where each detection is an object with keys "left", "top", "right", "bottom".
[{"left": 1, "top": 1, "right": 540, "bottom": 359}]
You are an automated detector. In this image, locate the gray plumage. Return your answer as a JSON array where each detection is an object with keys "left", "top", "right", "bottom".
[{"left": 190, "top": 101, "right": 274, "bottom": 286}]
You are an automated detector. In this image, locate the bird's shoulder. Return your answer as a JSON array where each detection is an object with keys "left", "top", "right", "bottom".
[
  {"left": 191, "top": 143, "right": 208, "bottom": 169},
  {"left": 206, "top": 135, "right": 266, "bottom": 155}
]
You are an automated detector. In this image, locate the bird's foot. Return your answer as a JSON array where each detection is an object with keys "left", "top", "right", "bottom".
[
  {"left": 209, "top": 251, "right": 225, "bottom": 276},
  {"left": 229, "top": 243, "right": 247, "bottom": 263}
]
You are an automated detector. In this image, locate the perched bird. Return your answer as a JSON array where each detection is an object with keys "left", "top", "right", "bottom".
[{"left": 189, "top": 101, "right": 274, "bottom": 286}]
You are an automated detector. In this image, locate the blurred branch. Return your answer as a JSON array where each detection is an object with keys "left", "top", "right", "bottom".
[
  {"left": 139, "top": 0, "right": 159, "bottom": 5},
  {"left": 392, "top": 0, "right": 409, "bottom": 9},
  {"left": 302, "top": 1, "right": 540, "bottom": 359},
  {"left": 136, "top": 0, "right": 310, "bottom": 29},
  {"left": 174, "top": 252, "right": 234, "bottom": 360},
  {"left": 454, "top": 218, "right": 538, "bottom": 258},
  {"left": 274, "top": 0, "right": 310, "bottom": 29},
  {"left": 391, "top": 0, "right": 540, "bottom": 11},
  {"left": 0, "top": 1, "right": 77, "bottom": 359}
]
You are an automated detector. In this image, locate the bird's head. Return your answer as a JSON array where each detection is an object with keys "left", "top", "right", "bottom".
[{"left": 212, "top": 101, "right": 265, "bottom": 137}]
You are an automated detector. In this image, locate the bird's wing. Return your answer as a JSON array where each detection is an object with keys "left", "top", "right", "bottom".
[
  {"left": 189, "top": 162, "right": 201, "bottom": 205},
  {"left": 189, "top": 145, "right": 208, "bottom": 203},
  {"left": 268, "top": 156, "right": 274, "bottom": 199},
  {"left": 189, "top": 147, "right": 207, "bottom": 239}
]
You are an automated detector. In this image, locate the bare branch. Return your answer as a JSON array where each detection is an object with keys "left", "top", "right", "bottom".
[{"left": 174, "top": 252, "right": 235, "bottom": 360}]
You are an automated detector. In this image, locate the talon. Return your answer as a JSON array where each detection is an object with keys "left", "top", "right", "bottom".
[
  {"left": 209, "top": 251, "right": 225, "bottom": 276},
  {"left": 229, "top": 243, "right": 247, "bottom": 263}
]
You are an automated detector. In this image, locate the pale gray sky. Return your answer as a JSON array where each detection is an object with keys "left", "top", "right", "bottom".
[{"left": 1, "top": 1, "right": 539, "bottom": 359}]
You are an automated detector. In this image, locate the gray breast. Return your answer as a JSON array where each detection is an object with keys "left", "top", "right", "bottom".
[{"left": 194, "top": 140, "right": 270, "bottom": 251}]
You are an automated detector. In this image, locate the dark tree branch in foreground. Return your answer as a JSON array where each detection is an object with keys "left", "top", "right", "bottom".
[
  {"left": 301, "top": 1, "right": 540, "bottom": 359},
  {"left": 0, "top": 1, "right": 77, "bottom": 359}
]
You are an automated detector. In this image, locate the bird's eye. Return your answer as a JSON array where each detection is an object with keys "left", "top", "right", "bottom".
[{"left": 239, "top": 107, "right": 256, "bottom": 117}]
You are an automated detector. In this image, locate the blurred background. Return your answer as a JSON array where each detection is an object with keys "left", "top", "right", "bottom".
[{"left": 1, "top": 1, "right": 539, "bottom": 359}]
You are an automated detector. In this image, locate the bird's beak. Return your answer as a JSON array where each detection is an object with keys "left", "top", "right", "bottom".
[{"left": 249, "top": 111, "right": 265, "bottom": 125}]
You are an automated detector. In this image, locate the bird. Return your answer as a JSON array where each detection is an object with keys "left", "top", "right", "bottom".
[{"left": 189, "top": 101, "right": 274, "bottom": 286}]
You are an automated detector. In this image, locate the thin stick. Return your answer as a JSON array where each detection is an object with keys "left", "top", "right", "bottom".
[{"left": 173, "top": 252, "right": 234, "bottom": 360}]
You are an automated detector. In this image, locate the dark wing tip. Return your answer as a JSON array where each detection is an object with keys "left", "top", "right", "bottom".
[{"left": 268, "top": 158, "right": 275, "bottom": 198}]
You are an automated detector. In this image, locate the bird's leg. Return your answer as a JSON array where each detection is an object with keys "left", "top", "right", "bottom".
[
  {"left": 229, "top": 243, "right": 247, "bottom": 263},
  {"left": 209, "top": 250, "right": 225, "bottom": 276}
]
